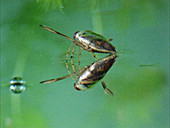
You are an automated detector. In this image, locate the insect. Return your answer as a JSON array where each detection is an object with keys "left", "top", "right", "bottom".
[
  {"left": 40, "top": 25, "right": 117, "bottom": 95},
  {"left": 41, "top": 55, "right": 116, "bottom": 95},
  {"left": 40, "top": 25, "right": 116, "bottom": 55}
]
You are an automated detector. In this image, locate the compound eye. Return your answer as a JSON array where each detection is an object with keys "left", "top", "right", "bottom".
[
  {"left": 73, "top": 31, "right": 80, "bottom": 39},
  {"left": 74, "top": 83, "right": 81, "bottom": 91}
]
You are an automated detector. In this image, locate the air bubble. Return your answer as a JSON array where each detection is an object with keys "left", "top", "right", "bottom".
[{"left": 9, "top": 77, "right": 26, "bottom": 94}]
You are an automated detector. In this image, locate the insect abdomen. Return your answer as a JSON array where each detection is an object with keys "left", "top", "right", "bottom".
[
  {"left": 74, "top": 30, "right": 116, "bottom": 53},
  {"left": 76, "top": 55, "right": 116, "bottom": 89},
  {"left": 91, "top": 39, "right": 116, "bottom": 53}
]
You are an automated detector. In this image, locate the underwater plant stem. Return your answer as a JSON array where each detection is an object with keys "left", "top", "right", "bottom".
[
  {"left": 91, "top": 5, "right": 103, "bottom": 34},
  {"left": 11, "top": 93, "right": 22, "bottom": 128},
  {"left": 11, "top": 47, "right": 28, "bottom": 127},
  {"left": 12, "top": 49, "right": 28, "bottom": 77}
]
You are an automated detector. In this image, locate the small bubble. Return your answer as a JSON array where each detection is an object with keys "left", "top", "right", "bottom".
[{"left": 9, "top": 77, "right": 26, "bottom": 94}]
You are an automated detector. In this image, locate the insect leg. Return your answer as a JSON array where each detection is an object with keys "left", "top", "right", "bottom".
[
  {"left": 78, "top": 47, "right": 82, "bottom": 70},
  {"left": 40, "top": 25, "right": 74, "bottom": 42},
  {"left": 70, "top": 44, "right": 77, "bottom": 80},
  {"left": 90, "top": 52, "right": 98, "bottom": 60},
  {"left": 66, "top": 43, "right": 74, "bottom": 78},
  {"left": 101, "top": 80, "right": 114, "bottom": 96},
  {"left": 40, "top": 65, "right": 91, "bottom": 84},
  {"left": 108, "top": 39, "right": 113, "bottom": 41},
  {"left": 40, "top": 25, "right": 86, "bottom": 49}
]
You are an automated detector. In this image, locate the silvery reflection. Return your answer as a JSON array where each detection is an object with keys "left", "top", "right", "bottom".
[{"left": 9, "top": 77, "right": 26, "bottom": 94}]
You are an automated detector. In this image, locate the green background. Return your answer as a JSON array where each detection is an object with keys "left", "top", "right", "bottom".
[{"left": 1, "top": 0, "right": 169, "bottom": 128}]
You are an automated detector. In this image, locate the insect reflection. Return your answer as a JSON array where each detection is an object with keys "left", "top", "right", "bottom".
[{"left": 40, "top": 25, "right": 117, "bottom": 95}]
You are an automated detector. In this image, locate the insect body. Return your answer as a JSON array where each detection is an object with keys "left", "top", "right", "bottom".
[
  {"left": 74, "top": 55, "right": 116, "bottom": 95},
  {"left": 41, "top": 55, "right": 116, "bottom": 95},
  {"left": 40, "top": 25, "right": 117, "bottom": 95},
  {"left": 73, "top": 31, "right": 116, "bottom": 54},
  {"left": 40, "top": 25, "right": 116, "bottom": 55}
]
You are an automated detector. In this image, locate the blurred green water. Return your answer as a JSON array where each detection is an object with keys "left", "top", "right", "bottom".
[{"left": 1, "top": 0, "right": 169, "bottom": 128}]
